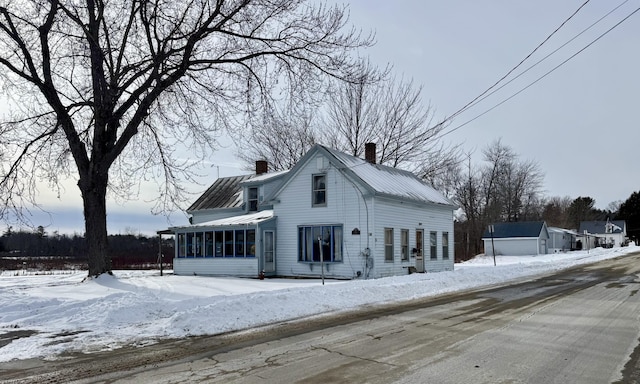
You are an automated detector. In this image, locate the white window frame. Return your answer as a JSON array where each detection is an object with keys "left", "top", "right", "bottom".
[
  {"left": 400, "top": 229, "right": 409, "bottom": 261},
  {"left": 312, "top": 174, "right": 327, "bottom": 207},
  {"left": 430, "top": 231, "right": 437, "bottom": 260},
  {"left": 442, "top": 232, "right": 449, "bottom": 260},
  {"left": 385, "top": 228, "right": 394, "bottom": 262},
  {"left": 248, "top": 187, "right": 258, "bottom": 212}
]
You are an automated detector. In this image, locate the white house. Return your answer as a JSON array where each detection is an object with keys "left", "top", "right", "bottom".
[
  {"left": 578, "top": 219, "right": 627, "bottom": 248},
  {"left": 482, "top": 221, "right": 550, "bottom": 256},
  {"left": 169, "top": 143, "right": 456, "bottom": 279},
  {"left": 547, "top": 227, "right": 576, "bottom": 253}
]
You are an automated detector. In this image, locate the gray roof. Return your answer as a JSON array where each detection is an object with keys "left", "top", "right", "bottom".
[
  {"left": 188, "top": 170, "right": 290, "bottom": 212},
  {"left": 578, "top": 220, "right": 625, "bottom": 234},
  {"left": 186, "top": 174, "right": 252, "bottom": 212},
  {"left": 482, "top": 221, "right": 548, "bottom": 239},
  {"left": 324, "top": 146, "right": 454, "bottom": 205},
  {"left": 266, "top": 144, "right": 455, "bottom": 207},
  {"left": 189, "top": 144, "right": 454, "bottom": 213}
]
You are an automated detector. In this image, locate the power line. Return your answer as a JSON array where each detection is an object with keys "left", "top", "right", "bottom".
[
  {"left": 453, "top": 0, "right": 630, "bottom": 122},
  {"left": 442, "top": 0, "right": 592, "bottom": 124},
  {"left": 438, "top": 6, "right": 640, "bottom": 140}
]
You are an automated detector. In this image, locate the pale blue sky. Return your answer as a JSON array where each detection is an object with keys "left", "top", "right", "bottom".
[
  {"left": 347, "top": 0, "right": 639, "bottom": 205},
  {"left": 12, "top": 0, "right": 640, "bottom": 236}
]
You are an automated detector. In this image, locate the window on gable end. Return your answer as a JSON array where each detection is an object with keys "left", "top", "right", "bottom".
[{"left": 312, "top": 174, "right": 326, "bottom": 206}]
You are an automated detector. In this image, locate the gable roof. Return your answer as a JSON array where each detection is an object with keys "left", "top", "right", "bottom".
[
  {"left": 186, "top": 174, "right": 253, "bottom": 212},
  {"left": 266, "top": 144, "right": 454, "bottom": 207},
  {"left": 579, "top": 220, "right": 626, "bottom": 234},
  {"left": 482, "top": 221, "right": 547, "bottom": 239}
]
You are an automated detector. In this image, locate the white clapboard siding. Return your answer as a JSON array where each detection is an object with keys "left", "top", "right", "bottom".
[
  {"left": 173, "top": 257, "right": 259, "bottom": 277},
  {"left": 370, "top": 198, "right": 454, "bottom": 278},
  {"left": 273, "top": 153, "right": 372, "bottom": 279},
  {"left": 483, "top": 238, "right": 540, "bottom": 256},
  {"left": 272, "top": 151, "right": 454, "bottom": 279}
]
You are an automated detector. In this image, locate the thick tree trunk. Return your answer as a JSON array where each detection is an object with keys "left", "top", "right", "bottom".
[{"left": 80, "top": 176, "right": 112, "bottom": 277}]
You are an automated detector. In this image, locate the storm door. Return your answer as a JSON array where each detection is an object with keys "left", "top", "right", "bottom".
[
  {"left": 415, "top": 229, "right": 424, "bottom": 273},
  {"left": 263, "top": 230, "right": 275, "bottom": 273}
]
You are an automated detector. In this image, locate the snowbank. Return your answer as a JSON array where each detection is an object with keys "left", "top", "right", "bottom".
[{"left": 0, "top": 245, "right": 637, "bottom": 361}]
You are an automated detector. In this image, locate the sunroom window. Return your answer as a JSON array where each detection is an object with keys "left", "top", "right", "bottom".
[{"left": 177, "top": 229, "right": 256, "bottom": 258}]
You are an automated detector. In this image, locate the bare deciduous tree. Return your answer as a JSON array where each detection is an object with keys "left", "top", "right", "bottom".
[
  {"left": 325, "top": 74, "right": 461, "bottom": 179},
  {"left": 236, "top": 103, "right": 317, "bottom": 172},
  {"left": 452, "top": 152, "right": 484, "bottom": 258},
  {"left": 453, "top": 140, "right": 545, "bottom": 258},
  {"left": 323, "top": 73, "right": 381, "bottom": 158},
  {"left": 542, "top": 196, "right": 573, "bottom": 228},
  {"left": 235, "top": 71, "right": 461, "bottom": 189},
  {"left": 0, "top": 0, "right": 373, "bottom": 276},
  {"left": 481, "top": 139, "right": 543, "bottom": 223}
]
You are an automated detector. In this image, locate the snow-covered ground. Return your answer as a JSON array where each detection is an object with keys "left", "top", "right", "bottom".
[{"left": 1, "top": 245, "right": 638, "bottom": 362}]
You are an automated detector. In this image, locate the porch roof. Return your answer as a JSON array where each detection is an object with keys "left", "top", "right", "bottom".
[{"left": 171, "top": 210, "right": 274, "bottom": 230}]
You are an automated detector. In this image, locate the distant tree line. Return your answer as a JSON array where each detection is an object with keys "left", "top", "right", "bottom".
[
  {"left": 0, "top": 227, "right": 173, "bottom": 270},
  {"left": 450, "top": 141, "right": 636, "bottom": 260}
]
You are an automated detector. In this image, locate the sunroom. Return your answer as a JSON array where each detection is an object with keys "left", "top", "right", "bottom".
[{"left": 171, "top": 210, "right": 276, "bottom": 277}]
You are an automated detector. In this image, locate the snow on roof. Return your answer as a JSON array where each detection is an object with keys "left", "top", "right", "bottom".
[
  {"left": 172, "top": 210, "right": 274, "bottom": 230},
  {"left": 548, "top": 227, "right": 574, "bottom": 234},
  {"left": 243, "top": 169, "right": 289, "bottom": 184},
  {"left": 548, "top": 227, "right": 583, "bottom": 236},
  {"left": 322, "top": 145, "right": 454, "bottom": 206}
]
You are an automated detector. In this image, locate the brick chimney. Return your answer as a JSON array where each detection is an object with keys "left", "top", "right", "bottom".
[
  {"left": 364, "top": 143, "right": 376, "bottom": 164},
  {"left": 255, "top": 160, "right": 268, "bottom": 175}
]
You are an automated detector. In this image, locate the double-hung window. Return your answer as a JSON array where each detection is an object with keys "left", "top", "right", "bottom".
[
  {"left": 430, "top": 231, "right": 437, "bottom": 260},
  {"left": 312, "top": 174, "right": 326, "bottom": 206},
  {"left": 400, "top": 229, "right": 409, "bottom": 261},
  {"left": 384, "top": 228, "right": 394, "bottom": 262},
  {"left": 248, "top": 187, "right": 258, "bottom": 211},
  {"left": 442, "top": 232, "right": 449, "bottom": 260}
]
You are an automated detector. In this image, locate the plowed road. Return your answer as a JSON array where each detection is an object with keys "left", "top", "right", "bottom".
[{"left": 3, "top": 252, "right": 640, "bottom": 383}]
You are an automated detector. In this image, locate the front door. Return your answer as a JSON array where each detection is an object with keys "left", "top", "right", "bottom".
[
  {"left": 263, "top": 230, "right": 275, "bottom": 273},
  {"left": 415, "top": 229, "right": 424, "bottom": 273}
]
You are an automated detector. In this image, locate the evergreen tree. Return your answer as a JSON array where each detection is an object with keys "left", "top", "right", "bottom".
[
  {"left": 567, "top": 196, "right": 596, "bottom": 229},
  {"left": 617, "top": 191, "right": 640, "bottom": 243}
]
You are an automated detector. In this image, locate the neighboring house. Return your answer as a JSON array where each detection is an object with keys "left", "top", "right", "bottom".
[
  {"left": 579, "top": 219, "right": 627, "bottom": 248},
  {"left": 547, "top": 227, "right": 576, "bottom": 253},
  {"left": 482, "top": 221, "right": 550, "bottom": 256},
  {"left": 168, "top": 143, "right": 457, "bottom": 279}
]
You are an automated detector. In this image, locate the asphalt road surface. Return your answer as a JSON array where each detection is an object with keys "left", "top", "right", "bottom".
[{"left": 2, "top": 252, "right": 640, "bottom": 383}]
